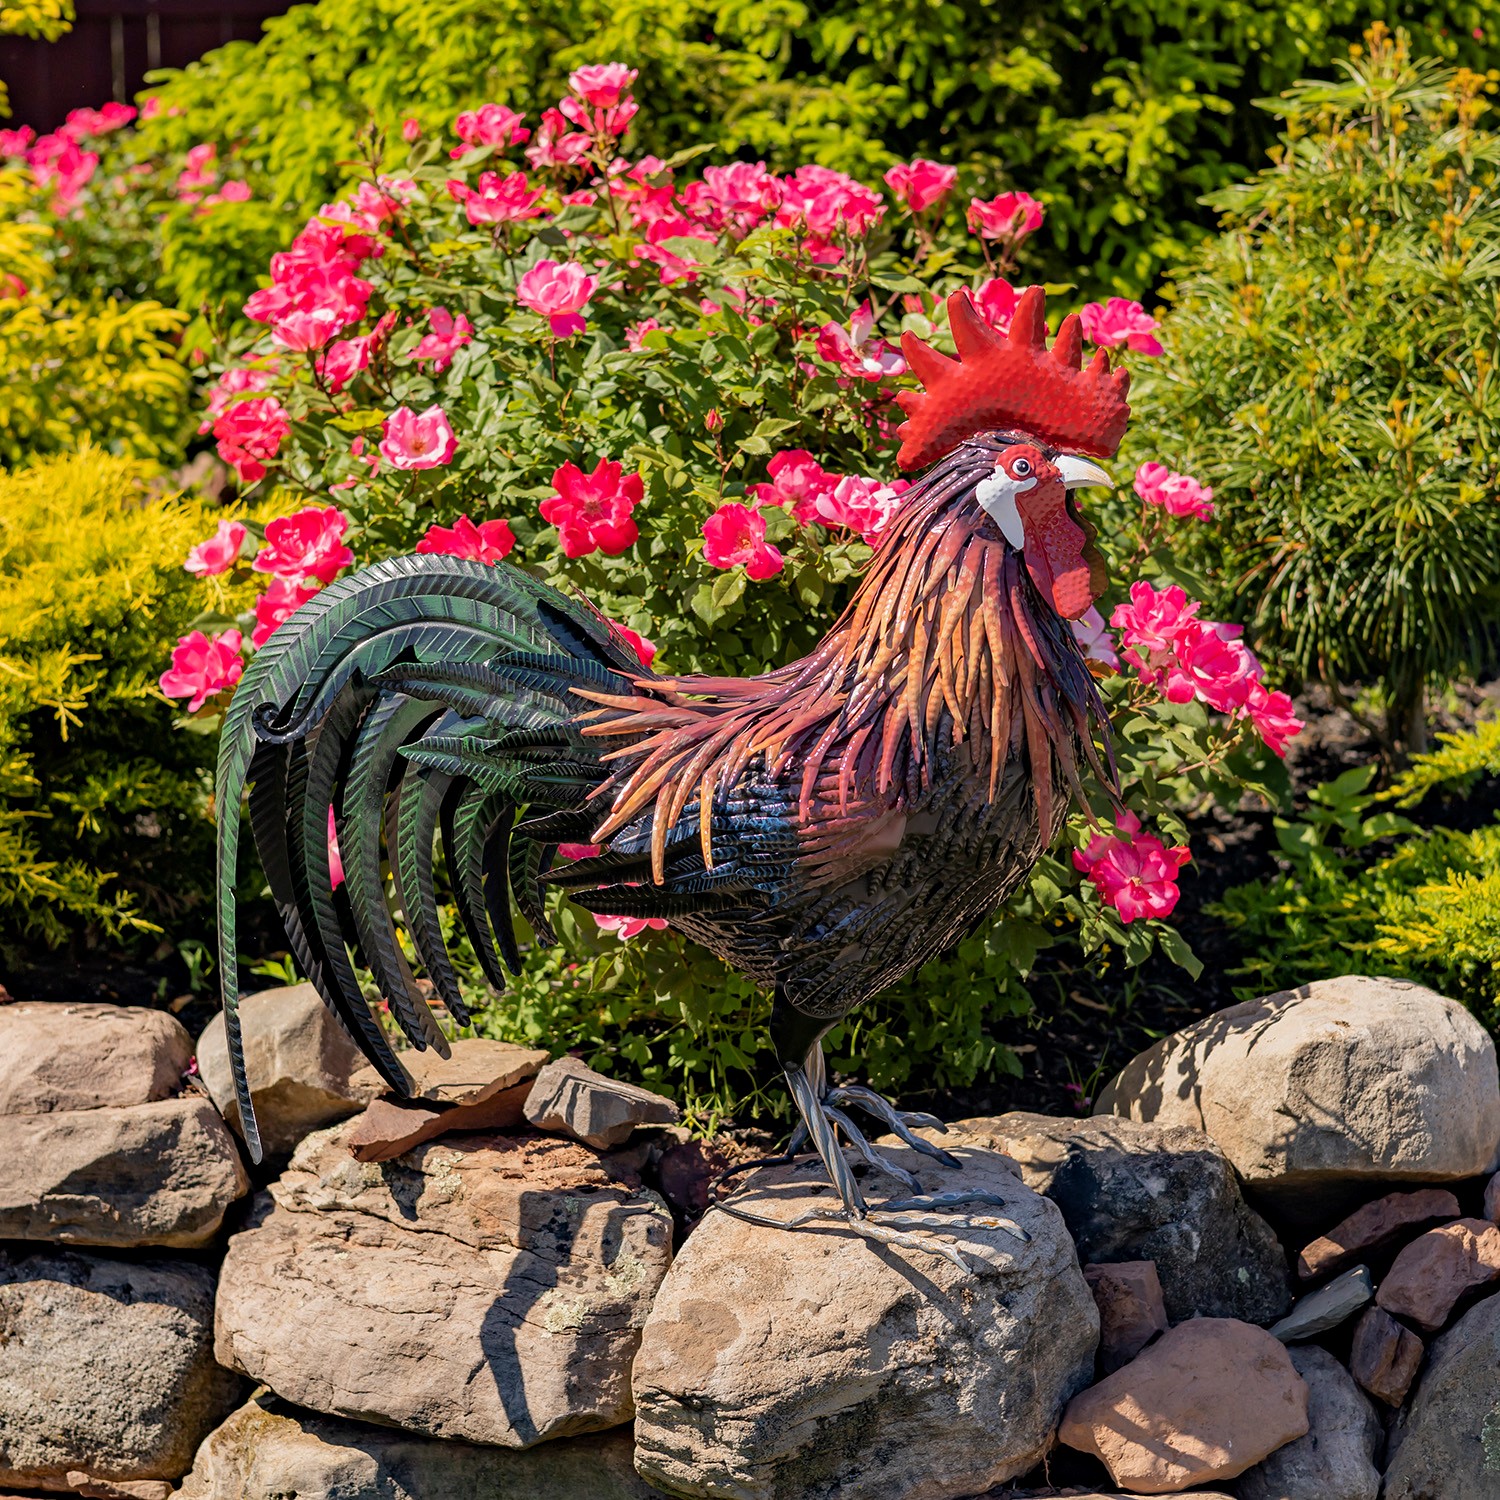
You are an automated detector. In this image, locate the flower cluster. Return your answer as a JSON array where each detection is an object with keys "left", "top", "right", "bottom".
[
  {"left": 1074, "top": 812, "right": 1192, "bottom": 922},
  {"left": 1134, "top": 462, "right": 1214, "bottom": 520},
  {"left": 1111, "top": 581, "right": 1304, "bottom": 755}
]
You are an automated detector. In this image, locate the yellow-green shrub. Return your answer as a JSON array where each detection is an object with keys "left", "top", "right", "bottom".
[
  {"left": 0, "top": 170, "right": 191, "bottom": 468},
  {"left": 0, "top": 449, "right": 247, "bottom": 952}
]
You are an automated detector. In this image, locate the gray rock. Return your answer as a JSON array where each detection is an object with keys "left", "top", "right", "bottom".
[
  {"left": 950, "top": 1112, "right": 1291, "bottom": 1324},
  {"left": 0, "top": 1094, "right": 248, "bottom": 1248},
  {"left": 0, "top": 1001, "right": 192, "bottom": 1115},
  {"left": 1094, "top": 976, "right": 1500, "bottom": 1221},
  {"left": 633, "top": 1145, "right": 1098, "bottom": 1500},
  {"left": 1236, "top": 1345, "right": 1381, "bottom": 1500},
  {"left": 0, "top": 1247, "right": 241, "bottom": 1495},
  {"left": 524, "top": 1056, "right": 680, "bottom": 1149},
  {"left": 176, "top": 1396, "right": 660, "bottom": 1499},
  {"left": 214, "top": 1120, "right": 673, "bottom": 1447},
  {"left": 196, "top": 983, "right": 379, "bottom": 1156},
  {"left": 1269, "top": 1265, "right": 1373, "bottom": 1343},
  {"left": 1384, "top": 1289, "right": 1500, "bottom": 1498}
]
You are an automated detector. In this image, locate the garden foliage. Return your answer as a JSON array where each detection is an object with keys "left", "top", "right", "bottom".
[
  {"left": 1215, "top": 719, "right": 1500, "bottom": 1027},
  {"left": 1131, "top": 28, "right": 1500, "bottom": 751},
  {"left": 48, "top": 0, "right": 1500, "bottom": 308},
  {"left": 0, "top": 450, "right": 248, "bottom": 954},
  {"left": 160, "top": 65, "right": 1299, "bottom": 1115}
]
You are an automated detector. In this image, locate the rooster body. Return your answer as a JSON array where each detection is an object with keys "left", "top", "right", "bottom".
[{"left": 217, "top": 287, "right": 1129, "bottom": 1261}]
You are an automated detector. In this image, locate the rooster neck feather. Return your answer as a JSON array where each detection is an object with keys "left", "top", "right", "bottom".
[{"left": 579, "top": 446, "right": 1113, "bottom": 879}]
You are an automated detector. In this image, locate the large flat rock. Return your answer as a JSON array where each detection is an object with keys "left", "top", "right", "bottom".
[
  {"left": 950, "top": 1112, "right": 1290, "bottom": 1324},
  {"left": 0, "top": 1002, "right": 192, "bottom": 1115},
  {"left": 177, "top": 1396, "right": 660, "bottom": 1499},
  {"left": 0, "top": 1095, "right": 248, "bottom": 1248},
  {"left": 0, "top": 1247, "right": 241, "bottom": 1495},
  {"left": 214, "top": 1120, "right": 673, "bottom": 1448},
  {"left": 633, "top": 1146, "right": 1098, "bottom": 1500},
  {"left": 196, "top": 983, "right": 379, "bottom": 1156},
  {"left": 1094, "top": 977, "right": 1500, "bottom": 1219},
  {"left": 1059, "top": 1318, "right": 1309, "bottom": 1494}
]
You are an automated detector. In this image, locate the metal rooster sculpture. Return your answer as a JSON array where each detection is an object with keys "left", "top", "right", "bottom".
[{"left": 216, "top": 285, "right": 1129, "bottom": 1264}]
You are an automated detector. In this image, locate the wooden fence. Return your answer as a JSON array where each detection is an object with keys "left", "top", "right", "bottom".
[{"left": 2, "top": 0, "right": 292, "bottom": 134}]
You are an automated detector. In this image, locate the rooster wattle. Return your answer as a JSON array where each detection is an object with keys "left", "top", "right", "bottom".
[{"left": 215, "top": 284, "right": 1130, "bottom": 1268}]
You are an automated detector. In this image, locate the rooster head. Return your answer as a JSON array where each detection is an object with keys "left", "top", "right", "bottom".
[
  {"left": 893, "top": 285, "right": 1130, "bottom": 619},
  {"left": 974, "top": 443, "right": 1111, "bottom": 619}
]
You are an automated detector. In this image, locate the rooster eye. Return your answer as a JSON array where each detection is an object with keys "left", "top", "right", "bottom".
[{"left": 1011, "top": 457, "right": 1032, "bottom": 477}]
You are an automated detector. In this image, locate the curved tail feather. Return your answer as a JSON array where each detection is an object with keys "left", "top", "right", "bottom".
[{"left": 215, "top": 554, "right": 634, "bottom": 1161}]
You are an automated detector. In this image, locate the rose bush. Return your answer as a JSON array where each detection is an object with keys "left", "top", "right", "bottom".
[{"left": 142, "top": 65, "right": 1298, "bottom": 1114}]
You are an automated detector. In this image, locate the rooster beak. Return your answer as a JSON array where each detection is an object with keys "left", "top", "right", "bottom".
[{"left": 1056, "top": 455, "right": 1112, "bottom": 490}]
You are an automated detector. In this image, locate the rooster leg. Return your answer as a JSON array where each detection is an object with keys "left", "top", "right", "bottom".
[{"left": 823, "top": 1083, "right": 962, "bottom": 1169}]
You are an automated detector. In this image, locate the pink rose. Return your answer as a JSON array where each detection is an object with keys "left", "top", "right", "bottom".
[
  {"left": 610, "top": 623, "right": 656, "bottom": 667},
  {"left": 253, "top": 506, "right": 354, "bottom": 585},
  {"left": 967, "top": 191, "right": 1044, "bottom": 245},
  {"left": 1245, "top": 683, "right": 1304, "bottom": 758},
  {"left": 1110, "top": 580, "right": 1201, "bottom": 663},
  {"left": 1133, "top": 461, "right": 1215, "bottom": 520},
  {"left": 198, "top": 366, "right": 274, "bottom": 435},
  {"left": 184, "top": 519, "right": 247, "bottom": 577},
  {"left": 159, "top": 629, "right": 244, "bottom": 713},
  {"left": 271, "top": 305, "right": 345, "bottom": 352},
  {"left": 515, "top": 259, "right": 597, "bottom": 336},
  {"left": 971, "top": 278, "right": 1030, "bottom": 334},
  {"left": 540, "top": 458, "right": 643, "bottom": 557},
  {"left": 450, "top": 169, "right": 543, "bottom": 225},
  {"left": 625, "top": 316, "right": 662, "bottom": 351},
  {"left": 317, "top": 333, "right": 373, "bottom": 393},
  {"left": 524, "top": 108, "right": 592, "bottom": 170},
  {"left": 0, "top": 127, "right": 36, "bottom": 157},
  {"left": 415, "top": 514, "right": 516, "bottom": 564},
  {"left": 568, "top": 63, "right": 639, "bottom": 108},
  {"left": 883, "top": 159, "right": 957, "bottom": 214},
  {"left": 251, "top": 577, "right": 320, "bottom": 648},
  {"left": 453, "top": 103, "right": 530, "bottom": 150},
  {"left": 1079, "top": 297, "right": 1164, "bottom": 357},
  {"left": 212, "top": 396, "right": 289, "bottom": 485},
  {"left": 1069, "top": 607, "right": 1121, "bottom": 672},
  {"left": 689, "top": 162, "right": 782, "bottom": 235},
  {"left": 1074, "top": 811, "right": 1191, "bottom": 923},
  {"left": 592, "top": 912, "right": 667, "bottom": 940},
  {"left": 702, "top": 503, "right": 784, "bottom": 580},
  {"left": 379, "top": 405, "right": 459, "bottom": 471},
  {"left": 749, "top": 449, "right": 836, "bottom": 525},
  {"left": 815, "top": 301, "right": 906, "bottom": 382},
  {"left": 402, "top": 118, "right": 422, "bottom": 143},
  {"left": 411, "top": 307, "right": 474, "bottom": 372},
  {"left": 1163, "top": 622, "right": 1261, "bottom": 714},
  {"left": 812, "top": 474, "right": 910, "bottom": 546}
]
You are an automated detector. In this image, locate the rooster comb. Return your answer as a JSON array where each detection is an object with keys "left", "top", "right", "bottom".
[{"left": 894, "top": 286, "right": 1131, "bottom": 470}]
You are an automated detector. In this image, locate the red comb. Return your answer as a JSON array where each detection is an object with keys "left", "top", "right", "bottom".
[{"left": 894, "top": 286, "right": 1132, "bottom": 469}]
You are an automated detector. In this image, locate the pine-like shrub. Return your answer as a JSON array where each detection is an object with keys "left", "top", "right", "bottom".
[
  {"left": 1131, "top": 29, "right": 1500, "bottom": 753},
  {"left": 0, "top": 449, "right": 249, "bottom": 954}
]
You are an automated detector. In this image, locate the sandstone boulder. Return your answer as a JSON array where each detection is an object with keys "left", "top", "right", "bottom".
[
  {"left": 633, "top": 1146, "right": 1097, "bottom": 1500},
  {"left": 0, "top": 1001, "right": 192, "bottom": 1114},
  {"left": 177, "top": 1396, "right": 661, "bottom": 1500},
  {"left": 1058, "top": 1318, "right": 1309, "bottom": 1494},
  {"left": 1384, "top": 1289, "right": 1500, "bottom": 1499},
  {"left": 1094, "top": 977, "right": 1500, "bottom": 1218},
  {"left": 950, "top": 1112, "right": 1290, "bottom": 1323},
  {"left": 350, "top": 1035, "right": 549, "bottom": 1103},
  {"left": 0, "top": 1248, "right": 241, "bottom": 1495},
  {"left": 1297, "top": 1187, "right": 1460, "bottom": 1280},
  {"left": 214, "top": 1119, "right": 673, "bottom": 1447},
  {"left": 1236, "top": 1345, "right": 1381, "bottom": 1500},
  {"left": 524, "top": 1056, "right": 680, "bottom": 1149},
  {"left": 196, "top": 983, "right": 379, "bottom": 1155},
  {"left": 0, "top": 1095, "right": 247, "bottom": 1248},
  {"left": 1084, "top": 1261, "right": 1167, "bottom": 1373},
  {"left": 1374, "top": 1217, "right": 1500, "bottom": 1332},
  {"left": 1348, "top": 1306, "right": 1423, "bottom": 1406}
]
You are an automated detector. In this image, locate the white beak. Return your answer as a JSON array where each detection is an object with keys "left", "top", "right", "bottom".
[{"left": 1056, "top": 455, "right": 1113, "bottom": 490}]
